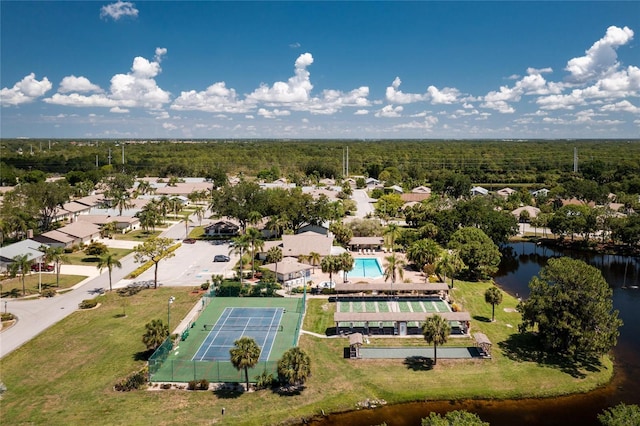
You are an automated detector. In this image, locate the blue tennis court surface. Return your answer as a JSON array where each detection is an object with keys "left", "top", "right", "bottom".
[{"left": 192, "top": 307, "right": 283, "bottom": 362}]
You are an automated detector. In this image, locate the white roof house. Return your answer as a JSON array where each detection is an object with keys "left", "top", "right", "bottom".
[
  {"left": 470, "top": 186, "right": 489, "bottom": 196},
  {"left": 0, "top": 239, "right": 45, "bottom": 272},
  {"left": 496, "top": 187, "right": 517, "bottom": 198}
]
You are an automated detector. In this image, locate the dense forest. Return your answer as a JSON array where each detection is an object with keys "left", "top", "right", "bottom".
[{"left": 1, "top": 139, "right": 640, "bottom": 190}]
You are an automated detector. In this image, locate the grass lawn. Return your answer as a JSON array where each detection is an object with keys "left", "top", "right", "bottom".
[
  {"left": 0, "top": 283, "right": 614, "bottom": 425},
  {"left": 0, "top": 274, "right": 88, "bottom": 297},
  {"left": 63, "top": 248, "right": 132, "bottom": 266}
]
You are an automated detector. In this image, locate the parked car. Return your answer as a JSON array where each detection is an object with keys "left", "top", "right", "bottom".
[
  {"left": 31, "top": 263, "right": 55, "bottom": 272},
  {"left": 183, "top": 238, "right": 196, "bottom": 244},
  {"left": 213, "top": 255, "right": 230, "bottom": 262}
]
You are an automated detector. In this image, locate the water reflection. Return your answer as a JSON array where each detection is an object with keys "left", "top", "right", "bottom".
[{"left": 310, "top": 242, "right": 640, "bottom": 426}]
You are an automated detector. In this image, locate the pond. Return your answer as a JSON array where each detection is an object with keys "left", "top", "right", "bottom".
[{"left": 311, "top": 242, "right": 640, "bottom": 425}]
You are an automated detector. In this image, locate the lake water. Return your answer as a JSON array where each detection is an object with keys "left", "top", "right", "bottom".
[{"left": 311, "top": 242, "right": 640, "bottom": 426}]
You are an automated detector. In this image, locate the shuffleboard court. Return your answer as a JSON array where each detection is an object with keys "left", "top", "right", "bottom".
[{"left": 192, "top": 307, "right": 283, "bottom": 362}]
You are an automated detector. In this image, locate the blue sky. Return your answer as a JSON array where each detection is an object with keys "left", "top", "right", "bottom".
[{"left": 1, "top": 1, "right": 639, "bottom": 139}]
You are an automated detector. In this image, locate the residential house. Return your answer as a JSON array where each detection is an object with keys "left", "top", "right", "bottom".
[
  {"left": 496, "top": 187, "right": 517, "bottom": 198},
  {"left": 511, "top": 206, "right": 541, "bottom": 221},
  {"left": 34, "top": 222, "right": 101, "bottom": 248},
  {"left": 281, "top": 231, "right": 335, "bottom": 257},
  {"left": 531, "top": 188, "right": 550, "bottom": 198},
  {"left": 260, "top": 256, "right": 313, "bottom": 287},
  {"left": 0, "top": 239, "right": 45, "bottom": 272},
  {"left": 470, "top": 186, "right": 489, "bottom": 196},
  {"left": 204, "top": 220, "right": 240, "bottom": 237},
  {"left": 76, "top": 215, "right": 141, "bottom": 233}
]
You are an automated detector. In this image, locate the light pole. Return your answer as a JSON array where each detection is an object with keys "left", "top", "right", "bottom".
[{"left": 167, "top": 296, "right": 175, "bottom": 333}]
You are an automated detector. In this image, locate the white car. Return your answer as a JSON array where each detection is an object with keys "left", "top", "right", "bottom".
[{"left": 318, "top": 281, "right": 335, "bottom": 289}]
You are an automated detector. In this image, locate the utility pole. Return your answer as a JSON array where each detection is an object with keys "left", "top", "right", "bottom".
[
  {"left": 108, "top": 148, "right": 112, "bottom": 165},
  {"left": 122, "top": 144, "right": 125, "bottom": 172},
  {"left": 96, "top": 154, "right": 99, "bottom": 168},
  {"left": 573, "top": 147, "right": 578, "bottom": 173}
]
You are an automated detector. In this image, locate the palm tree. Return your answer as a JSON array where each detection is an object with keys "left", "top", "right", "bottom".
[
  {"left": 266, "top": 246, "right": 283, "bottom": 282},
  {"left": 100, "top": 221, "right": 119, "bottom": 238},
  {"left": 338, "top": 252, "right": 354, "bottom": 283},
  {"left": 229, "top": 337, "right": 261, "bottom": 391},
  {"left": 229, "top": 234, "right": 250, "bottom": 285},
  {"left": 384, "top": 253, "right": 406, "bottom": 284},
  {"left": 182, "top": 212, "right": 192, "bottom": 238},
  {"left": 245, "top": 227, "right": 264, "bottom": 279},
  {"left": 247, "top": 211, "right": 263, "bottom": 228},
  {"left": 40, "top": 246, "right": 68, "bottom": 288},
  {"left": 142, "top": 319, "right": 169, "bottom": 351},
  {"left": 435, "top": 249, "right": 465, "bottom": 288},
  {"left": 484, "top": 286, "right": 503, "bottom": 322},
  {"left": 384, "top": 223, "right": 402, "bottom": 253},
  {"left": 320, "top": 255, "right": 341, "bottom": 285},
  {"left": 97, "top": 251, "right": 122, "bottom": 292},
  {"left": 112, "top": 189, "right": 133, "bottom": 216},
  {"left": 407, "top": 238, "right": 442, "bottom": 272},
  {"left": 157, "top": 195, "right": 172, "bottom": 222},
  {"left": 277, "top": 347, "right": 311, "bottom": 387},
  {"left": 12, "top": 254, "right": 32, "bottom": 296},
  {"left": 422, "top": 315, "right": 450, "bottom": 365},
  {"left": 309, "top": 251, "right": 321, "bottom": 273},
  {"left": 193, "top": 205, "right": 205, "bottom": 226},
  {"left": 134, "top": 180, "right": 154, "bottom": 197},
  {"left": 137, "top": 202, "right": 160, "bottom": 233}
]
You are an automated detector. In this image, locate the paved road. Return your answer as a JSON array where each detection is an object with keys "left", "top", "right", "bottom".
[{"left": 0, "top": 217, "right": 235, "bottom": 358}]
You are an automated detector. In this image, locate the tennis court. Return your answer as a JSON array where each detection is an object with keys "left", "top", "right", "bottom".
[
  {"left": 193, "top": 307, "right": 283, "bottom": 362},
  {"left": 149, "top": 297, "right": 304, "bottom": 383}
]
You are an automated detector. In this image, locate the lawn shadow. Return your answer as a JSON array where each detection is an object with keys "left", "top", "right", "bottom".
[
  {"left": 113, "top": 313, "right": 127, "bottom": 318},
  {"left": 473, "top": 315, "right": 491, "bottom": 323},
  {"left": 498, "top": 332, "right": 605, "bottom": 378},
  {"left": 325, "top": 327, "right": 337, "bottom": 336},
  {"left": 274, "top": 385, "right": 305, "bottom": 396},
  {"left": 403, "top": 356, "right": 433, "bottom": 371},
  {"left": 81, "top": 256, "right": 100, "bottom": 263},
  {"left": 213, "top": 387, "right": 244, "bottom": 399}
]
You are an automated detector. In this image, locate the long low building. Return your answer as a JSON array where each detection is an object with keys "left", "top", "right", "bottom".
[{"left": 334, "top": 282, "right": 449, "bottom": 295}]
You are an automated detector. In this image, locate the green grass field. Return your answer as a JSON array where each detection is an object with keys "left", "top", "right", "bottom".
[
  {"left": 0, "top": 283, "right": 614, "bottom": 425},
  {"left": 64, "top": 248, "right": 132, "bottom": 266},
  {"left": 0, "top": 274, "right": 88, "bottom": 297}
]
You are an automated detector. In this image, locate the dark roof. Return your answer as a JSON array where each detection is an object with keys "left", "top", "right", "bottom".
[
  {"left": 334, "top": 282, "right": 449, "bottom": 293},
  {"left": 334, "top": 311, "right": 471, "bottom": 322}
]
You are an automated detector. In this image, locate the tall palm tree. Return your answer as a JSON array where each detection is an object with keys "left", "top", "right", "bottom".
[
  {"left": 12, "top": 254, "right": 32, "bottom": 296},
  {"left": 422, "top": 315, "right": 450, "bottom": 365},
  {"left": 229, "top": 234, "right": 250, "bottom": 285},
  {"left": 229, "top": 337, "right": 261, "bottom": 391},
  {"left": 484, "top": 286, "right": 503, "bottom": 322},
  {"left": 182, "top": 212, "right": 192, "bottom": 238},
  {"left": 435, "top": 249, "right": 465, "bottom": 288},
  {"left": 97, "top": 251, "right": 122, "bottom": 292},
  {"left": 309, "top": 251, "right": 321, "bottom": 273},
  {"left": 266, "top": 246, "right": 283, "bottom": 282},
  {"left": 40, "top": 246, "right": 68, "bottom": 288},
  {"left": 157, "top": 195, "right": 172, "bottom": 222},
  {"left": 245, "top": 227, "right": 264, "bottom": 279},
  {"left": 247, "top": 211, "right": 263, "bottom": 228},
  {"left": 384, "top": 223, "right": 402, "bottom": 253},
  {"left": 338, "top": 252, "right": 354, "bottom": 283},
  {"left": 134, "top": 180, "right": 154, "bottom": 197},
  {"left": 277, "top": 347, "right": 311, "bottom": 387},
  {"left": 384, "top": 253, "right": 406, "bottom": 284},
  {"left": 193, "top": 205, "right": 205, "bottom": 226},
  {"left": 320, "top": 255, "right": 341, "bottom": 285}
]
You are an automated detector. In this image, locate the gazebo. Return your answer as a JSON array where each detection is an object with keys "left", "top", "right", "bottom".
[
  {"left": 348, "top": 333, "right": 364, "bottom": 359},
  {"left": 473, "top": 332, "right": 492, "bottom": 358}
]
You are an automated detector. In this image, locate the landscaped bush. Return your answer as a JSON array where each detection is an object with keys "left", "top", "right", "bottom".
[
  {"left": 198, "top": 379, "right": 210, "bottom": 390},
  {"left": 1, "top": 313, "right": 15, "bottom": 321},
  {"left": 200, "top": 281, "right": 210, "bottom": 290},
  {"left": 127, "top": 243, "right": 182, "bottom": 279},
  {"left": 187, "top": 380, "right": 197, "bottom": 390},
  {"left": 114, "top": 367, "right": 147, "bottom": 392},
  {"left": 79, "top": 299, "right": 98, "bottom": 309},
  {"left": 41, "top": 289, "right": 56, "bottom": 298}
]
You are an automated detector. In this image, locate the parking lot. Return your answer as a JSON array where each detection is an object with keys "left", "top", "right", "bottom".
[{"left": 129, "top": 240, "right": 238, "bottom": 287}]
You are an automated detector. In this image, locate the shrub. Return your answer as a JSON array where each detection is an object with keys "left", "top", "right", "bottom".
[
  {"left": 198, "top": 379, "right": 210, "bottom": 390},
  {"left": 200, "top": 281, "right": 210, "bottom": 290},
  {"left": 187, "top": 380, "right": 198, "bottom": 390},
  {"left": 79, "top": 299, "right": 98, "bottom": 309},
  {"left": 161, "top": 383, "right": 172, "bottom": 390},
  {"left": 114, "top": 367, "right": 147, "bottom": 391},
  {"left": 254, "top": 371, "right": 275, "bottom": 390},
  {"left": 41, "top": 289, "right": 57, "bottom": 298},
  {"left": 1, "top": 313, "right": 15, "bottom": 321}
]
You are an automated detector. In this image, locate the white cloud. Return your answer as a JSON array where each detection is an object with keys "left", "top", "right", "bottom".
[
  {"left": 601, "top": 100, "right": 640, "bottom": 114},
  {"left": 427, "top": 85, "right": 460, "bottom": 104},
  {"left": 394, "top": 116, "right": 438, "bottom": 129},
  {"left": 257, "top": 108, "right": 291, "bottom": 119},
  {"left": 45, "top": 49, "right": 171, "bottom": 110},
  {"left": 172, "top": 82, "right": 250, "bottom": 113},
  {"left": 162, "top": 122, "right": 177, "bottom": 131},
  {"left": 0, "top": 73, "right": 52, "bottom": 105},
  {"left": 247, "top": 53, "right": 314, "bottom": 104},
  {"left": 385, "top": 77, "right": 425, "bottom": 104},
  {"left": 110, "top": 106, "right": 129, "bottom": 113},
  {"left": 100, "top": 1, "right": 139, "bottom": 21},
  {"left": 566, "top": 26, "right": 634, "bottom": 83},
  {"left": 354, "top": 109, "right": 369, "bottom": 115},
  {"left": 375, "top": 105, "right": 403, "bottom": 118},
  {"left": 59, "top": 76, "right": 103, "bottom": 93}
]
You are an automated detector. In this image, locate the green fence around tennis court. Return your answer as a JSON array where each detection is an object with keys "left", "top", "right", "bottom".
[{"left": 149, "top": 296, "right": 304, "bottom": 383}]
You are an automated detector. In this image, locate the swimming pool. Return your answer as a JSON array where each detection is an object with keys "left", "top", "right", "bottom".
[{"left": 350, "top": 257, "right": 384, "bottom": 279}]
